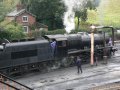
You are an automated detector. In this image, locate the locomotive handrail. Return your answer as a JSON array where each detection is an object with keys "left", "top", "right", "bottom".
[
  {"left": 68, "top": 46, "right": 113, "bottom": 55},
  {"left": 0, "top": 73, "right": 33, "bottom": 90}
]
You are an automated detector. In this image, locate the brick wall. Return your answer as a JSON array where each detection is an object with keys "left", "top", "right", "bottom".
[{"left": 16, "top": 12, "right": 36, "bottom": 25}]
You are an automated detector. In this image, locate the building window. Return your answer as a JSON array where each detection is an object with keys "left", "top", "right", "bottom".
[
  {"left": 22, "top": 16, "right": 28, "bottom": 22},
  {"left": 23, "top": 26, "right": 28, "bottom": 33}
]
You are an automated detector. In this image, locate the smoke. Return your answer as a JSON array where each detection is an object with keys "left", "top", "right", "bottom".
[
  {"left": 98, "top": 0, "right": 109, "bottom": 25},
  {"left": 62, "top": 0, "right": 87, "bottom": 33},
  {"left": 63, "top": 10, "right": 75, "bottom": 33}
]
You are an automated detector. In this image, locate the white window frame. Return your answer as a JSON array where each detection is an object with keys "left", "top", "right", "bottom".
[
  {"left": 22, "top": 16, "right": 28, "bottom": 22},
  {"left": 23, "top": 26, "right": 28, "bottom": 33}
]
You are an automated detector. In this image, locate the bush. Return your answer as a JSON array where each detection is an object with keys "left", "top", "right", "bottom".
[
  {"left": 0, "top": 21, "right": 26, "bottom": 40},
  {"left": 46, "top": 29, "right": 66, "bottom": 35},
  {"left": 0, "top": 28, "right": 10, "bottom": 39},
  {"left": 28, "top": 29, "right": 66, "bottom": 38}
]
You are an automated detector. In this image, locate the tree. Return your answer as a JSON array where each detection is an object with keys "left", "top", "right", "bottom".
[
  {"left": 21, "top": 0, "right": 65, "bottom": 30},
  {"left": 75, "top": 9, "right": 87, "bottom": 30},
  {"left": 0, "top": 21, "right": 25, "bottom": 40},
  {"left": 0, "top": 0, "right": 19, "bottom": 22},
  {"left": 20, "top": 0, "right": 100, "bottom": 31},
  {"left": 75, "top": 0, "right": 100, "bottom": 30}
]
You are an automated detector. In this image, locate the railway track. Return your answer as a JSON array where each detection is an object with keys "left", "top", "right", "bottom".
[
  {"left": 32, "top": 57, "right": 120, "bottom": 89},
  {"left": 14, "top": 42, "right": 120, "bottom": 90},
  {"left": 90, "top": 81, "right": 120, "bottom": 90}
]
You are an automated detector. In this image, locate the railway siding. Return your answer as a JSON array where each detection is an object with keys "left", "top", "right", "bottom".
[{"left": 90, "top": 81, "right": 120, "bottom": 90}]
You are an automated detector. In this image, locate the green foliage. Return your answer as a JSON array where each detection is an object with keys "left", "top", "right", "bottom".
[
  {"left": 86, "top": 0, "right": 100, "bottom": 10},
  {"left": 22, "top": 0, "right": 65, "bottom": 30},
  {"left": 0, "top": 0, "right": 19, "bottom": 22},
  {"left": 87, "top": 0, "right": 120, "bottom": 28},
  {"left": 87, "top": 10, "right": 98, "bottom": 24},
  {"left": 75, "top": 0, "right": 100, "bottom": 30},
  {"left": 70, "top": 30, "right": 77, "bottom": 34},
  {"left": 29, "top": 29, "right": 66, "bottom": 38},
  {"left": 75, "top": 20, "right": 92, "bottom": 32},
  {"left": 79, "top": 22, "right": 91, "bottom": 31},
  {"left": 0, "top": 21, "right": 26, "bottom": 40},
  {"left": 46, "top": 29, "right": 66, "bottom": 35},
  {"left": 0, "top": 28, "right": 10, "bottom": 39}
]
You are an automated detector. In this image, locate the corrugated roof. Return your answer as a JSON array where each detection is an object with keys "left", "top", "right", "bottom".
[
  {"left": 44, "top": 34, "right": 65, "bottom": 39},
  {"left": 56, "top": 38, "right": 67, "bottom": 41},
  {"left": 35, "top": 22, "right": 48, "bottom": 28},
  {"left": 7, "top": 9, "right": 25, "bottom": 17},
  {"left": 6, "top": 9, "right": 36, "bottom": 17}
]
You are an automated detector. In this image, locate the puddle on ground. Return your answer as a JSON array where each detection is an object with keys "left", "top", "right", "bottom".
[
  {"left": 40, "top": 80, "right": 47, "bottom": 83},
  {"left": 49, "top": 79, "right": 54, "bottom": 82}
]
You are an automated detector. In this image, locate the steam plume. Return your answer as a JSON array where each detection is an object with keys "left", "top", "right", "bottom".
[{"left": 62, "top": 0, "right": 87, "bottom": 33}]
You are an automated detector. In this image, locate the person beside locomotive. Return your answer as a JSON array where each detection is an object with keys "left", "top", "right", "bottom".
[
  {"left": 76, "top": 56, "right": 83, "bottom": 74},
  {"left": 50, "top": 39, "right": 56, "bottom": 57},
  {"left": 108, "top": 38, "right": 117, "bottom": 55},
  {"left": 108, "top": 38, "right": 112, "bottom": 46},
  {"left": 94, "top": 45, "right": 99, "bottom": 66},
  {"left": 94, "top": 53, "right": 98, "bottom": 66}
]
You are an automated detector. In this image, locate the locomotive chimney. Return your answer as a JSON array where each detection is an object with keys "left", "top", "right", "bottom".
[{"left": 16, "top": 2, "right": 24, "bottom": 11}]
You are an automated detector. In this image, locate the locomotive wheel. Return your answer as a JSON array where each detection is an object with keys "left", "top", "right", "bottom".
[
  {"left": 61, "top": 57, "right": 75, "bottom": 67},
  {"left": 0, "top": 68, "right": 10, "bottom": 77},
  {"left": 52, "top": 60, "right": 61, "bottom": 69},
  {"left": 46, "top": 61, "right": 55, "bottom": 72},
  {"left": 37, "top": 62, "right": 43, "bottom": 72},
  {"left": 37, "top": 62, "right": 48, "bottom": 73}
]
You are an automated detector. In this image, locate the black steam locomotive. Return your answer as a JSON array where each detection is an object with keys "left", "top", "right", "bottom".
[{"left": 0, "top": 32, "right": 113, "bottom": 75}]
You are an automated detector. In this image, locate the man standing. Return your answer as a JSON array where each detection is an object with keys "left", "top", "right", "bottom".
[
  {"left": 108, "top": 38, "right": 112, "bottom": 46},
  {"left": 50, "top": 40, "right": 56, "bottom": 56},
  {"left": 94, "top": 54, "right": 98, "bottom": 66},
  {"left": 76, "top": 56, "right": 82, "bottom": 74}
]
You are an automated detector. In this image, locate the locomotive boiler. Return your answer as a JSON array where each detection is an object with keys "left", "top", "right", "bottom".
[{"left": 0, "top": 32, "right": 112, "bottom": 75}]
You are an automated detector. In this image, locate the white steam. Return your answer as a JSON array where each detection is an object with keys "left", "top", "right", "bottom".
[
  {"left": 98, "top": 0, "right": 109, "bottom": 25},
  {"left": 62, "top": 0, "right": 87, "bottom": 33},
  {"left": 64, "top": 10, "right": 75, "bottom": 33}
]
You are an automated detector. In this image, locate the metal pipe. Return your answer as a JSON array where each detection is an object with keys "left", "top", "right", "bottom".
[
  {"left": 103, "top": 32, "right": 106, "bottom": 47},
  {"left": 91, "top": 32, "right": 94, "bottom": 65},
  {"left": 90, "top": 25, "right": 96, "bottom": 65},
  {"left": 111, "top": 27, "right": 114, "bottom": 46}
]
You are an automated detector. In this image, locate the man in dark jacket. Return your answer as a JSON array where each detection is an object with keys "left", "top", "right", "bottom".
[
  {"left": 76, "top": 56, "right": 82, "bottom": 74},
  {"left": 94, "top": 52, "right": 98, "bottom": 66}
]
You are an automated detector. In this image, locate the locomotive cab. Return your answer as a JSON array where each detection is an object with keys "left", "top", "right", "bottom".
[
  {"left": 55, "top": 38, "right": 67, "bottom": 57},
  {"left": 44, "top": 35, "right": 68, "bottom": 58}
]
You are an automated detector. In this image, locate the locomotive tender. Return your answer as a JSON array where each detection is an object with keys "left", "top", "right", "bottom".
[{"left": 0, "top": 32, "right": 112, "bottom": 75}]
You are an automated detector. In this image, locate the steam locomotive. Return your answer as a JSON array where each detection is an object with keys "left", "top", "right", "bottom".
[{"left": 0, "top": 32, "right": 113, "bottom": 75}]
